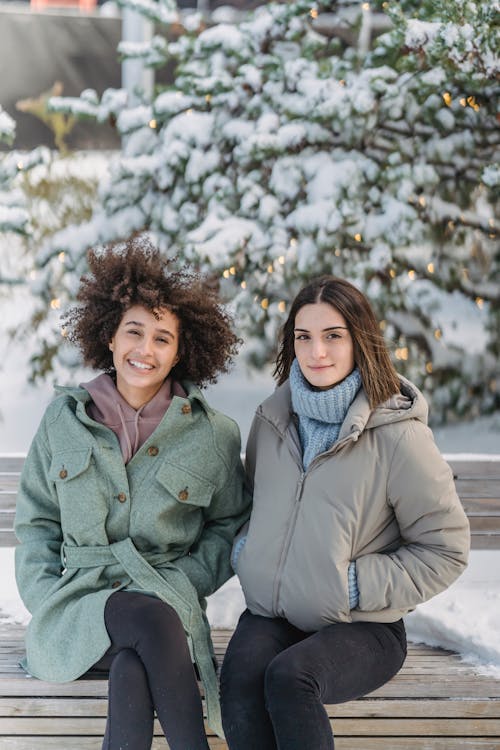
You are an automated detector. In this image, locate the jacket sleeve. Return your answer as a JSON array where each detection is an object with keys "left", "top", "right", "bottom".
[
  {"left": 14, "top": 418, "right": 63, "bottom": 614},
  {"left": 174, "top": 431, "right": 252, "bottom": 599},
  {"left": 355, "top": 420, "right": 470, "bottom": 613}
]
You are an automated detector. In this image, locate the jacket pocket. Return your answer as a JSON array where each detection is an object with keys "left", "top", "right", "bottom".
[
  {"left": 155, "top": 462, "right": 215, "bottom": 508},
  {"left": 49, "top": 448, "right": 92, "bottom": 484}
]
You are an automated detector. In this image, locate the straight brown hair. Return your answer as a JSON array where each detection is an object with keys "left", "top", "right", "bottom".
[{"left": 274, "top": 276, "right": 400, "bottom": 409}]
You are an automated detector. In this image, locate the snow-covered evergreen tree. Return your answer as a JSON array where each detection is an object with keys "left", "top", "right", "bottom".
[{"left": 21, "top": 0, "right": 500, "bottom": 419}]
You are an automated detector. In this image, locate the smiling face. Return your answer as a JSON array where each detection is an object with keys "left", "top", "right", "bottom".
[
  {"left": 109, "top": 305, "right": 180, "bottom": 409},
  {"left": 294, "top": 302, "right": 355, "bottom": 390}
]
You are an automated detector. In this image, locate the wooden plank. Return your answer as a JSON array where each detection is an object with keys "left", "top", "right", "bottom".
[
  {"left": 1, "top": 697, "right": 499, "bottom": 719},
  {"left": 1, "top": 738, "right": 499, "bottom": 750},
  {"left": 1, "top": 715, "right": 499, "bottom": 736},
  {"left": 447, "top": 460, "right": 500, "bottom": 480},
  {"left": 454, "top": 480, "right": 500, "bottom": 499},
  {"left": 469, "top": 517, "right": 500, "bottom": 533}
]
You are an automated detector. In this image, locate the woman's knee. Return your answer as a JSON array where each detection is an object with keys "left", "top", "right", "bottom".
[
  {"left": 109, "top": 648, "right": 148, "bottom": 687},
  {"left": 264, "top": 651, "right": 319, "bottom": 707}
]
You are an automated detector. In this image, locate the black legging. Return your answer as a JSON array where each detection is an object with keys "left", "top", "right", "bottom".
[
  {"left": 93, "top": 591, "right": 209, "bottom": 750},
  {"left": 220, "top": 609, "right": 407, "bottom": 750}
]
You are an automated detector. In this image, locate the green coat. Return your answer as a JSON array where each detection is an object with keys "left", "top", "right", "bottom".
[{"left": 14, "top": 381, "right": 250, "bottom": 737}]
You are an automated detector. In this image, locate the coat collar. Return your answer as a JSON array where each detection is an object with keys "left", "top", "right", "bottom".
[{"left": 54, "top": 379, "right": 214, "bottom": 415}]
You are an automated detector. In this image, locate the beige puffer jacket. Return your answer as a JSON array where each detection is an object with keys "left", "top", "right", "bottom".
[{"left": 236, "top": 376, "right": 470, "bottom": 632}]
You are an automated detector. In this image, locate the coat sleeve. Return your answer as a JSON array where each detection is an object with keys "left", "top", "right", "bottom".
[
  {"left": 355, "top": 420, "right": 470, "bottom": 613},
  {"left": 174, "top": 426, "right": 252, "bottom": 599},
  {"left": 14, "top": 418, "right": 63, "bottom": 614}
]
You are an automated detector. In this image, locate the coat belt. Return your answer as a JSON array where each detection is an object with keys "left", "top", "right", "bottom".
[{"left": 60, "top": 538, "right": 223, "bottom": 737}]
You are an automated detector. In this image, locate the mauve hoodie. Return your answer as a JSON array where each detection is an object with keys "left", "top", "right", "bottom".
[{"left": 81, "top": 373, "right": 186, "bottom": 463}]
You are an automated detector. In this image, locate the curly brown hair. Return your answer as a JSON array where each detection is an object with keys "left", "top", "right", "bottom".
[{"left": 63, "top": 236, "right": 240, "bottom": 386}]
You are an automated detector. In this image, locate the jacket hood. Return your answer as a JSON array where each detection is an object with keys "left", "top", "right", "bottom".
[{"left": 256, "top": 374, "right": 428, "bottom": 441}]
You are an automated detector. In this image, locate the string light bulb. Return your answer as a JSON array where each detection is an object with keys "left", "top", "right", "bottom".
[
  {"left": 442, "top": 92, "right": 452, "bottom": 107},
  {"left": 426, "top": 362, "right": 433, "bottom": 373},
  {"left": 427, "top": 262, "right": 434, "bottom": 273},
  {"left": 149, "top": 119, "right": 157, "bottom": 129},
  {"left": 434, "top": 328, "right": 442, "bottom": 340},
  {"left": 475, "top": 297, "right": 484, "bottom": 309},
  {"left": 240, "top": 281, "right": 247, "bottom": 289},
  {"left": 222, "top": 269, "right": 230, "bottom": 279},
  {"left": 58, "top": 252, "right": 65, "bottom": 263},
  {"left": 408, "top": 270, "right": 416, "bottom": 280},
  {"left": 50, "top": 298, "right": 61, "bottom": 310},
  {"left": 261, "top": 298, "right": 269, "bottom": 310},
  {"left": 278, "top": 301, "right": 286, "bottom": 313}
]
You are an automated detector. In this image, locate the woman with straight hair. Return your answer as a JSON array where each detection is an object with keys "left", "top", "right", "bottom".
[
  {"left": 221, "top": 275, "right": 470, "bottom": 750},
  {"left": 15, "top": 237, "right": 250, "bottom": 750}
]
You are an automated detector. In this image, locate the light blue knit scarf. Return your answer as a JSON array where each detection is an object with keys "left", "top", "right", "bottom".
[{"left": 290, "top": 358, "right": 362, "bottom": 470}]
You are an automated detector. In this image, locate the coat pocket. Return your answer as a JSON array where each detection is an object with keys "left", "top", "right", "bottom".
[
  {"left": 49, "top": 448, "right": 92, "bottom": 484},
  {"left": 155, "top": 462, "right": 215, "bottom": 508}
]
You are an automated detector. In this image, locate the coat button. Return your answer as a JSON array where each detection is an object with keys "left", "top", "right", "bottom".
[
  {"left": 178, "top": 488, "right": 189, "bottom": 501},
  {"left": 147, "top": 446, "right": 159, "bottom": 456},
  {"left": 59, "top": 468, "right": 68, "bottom": 479},
  {"left": 181, "top": 403, "right": 192, "bottom": 414},
  {"left": 111, "top": 581, "right": 122, "bottom": 589},
  {"left": 117, "top": 492, "right": 127, "bottom": 503}
]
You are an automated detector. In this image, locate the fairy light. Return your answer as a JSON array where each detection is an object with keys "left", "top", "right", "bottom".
[
  {"left": 395, "top": 347, "right": 409, "bottom": 361},
  {"left": 339, "top": 80, "right": 346, "bottom": 86},
  {"left": 205, "top": 94, "right": 212, "bottom": 103},
  {"left": 17, "top": 161, "right": 24, "bottom": 170},
  {"left": 278, "top": 255, "right": 285, "bottom": 265},
  {"left": 309, "top": 7, "right": 318, "bottom": 18},
  {"left": 418, "top": 196, "right": 426, "bottom": 207},
  {"left": 61, "top": 327, "right": 68, "bottom": 338},
  {"left": 58, "top": 252, "right": 65, "bottom": 263},
  {"left": 50, "top": 298, "right": 61, "bottom": 310},
  {"left": 290, "top": 238, "right": 298, "bottom": 247},
  {"left": 278, "top": 301, "right": 286, "bottom": 313},
  {"left": 408, "top": 269, "right": 416, "bottom": 280},
  {"left": 434, "top": 328, "right": 442, "bottom": 340},
  {"left": 229, "top": 266, "right": 236, "bottom": 275},
  {"left": 389, "top": 268, "right": 396, "bottom": 278},
  {"left": 426, "top": 362, "right": 433, "bottom": 374},
  {"left": 354, "top": 233, "right": 362, "bottom": 242},
  {"left": 240, "top": 281, "right": 247, "bottom": 289},
  {"left": 267, "top": 264, "right": 274, "bottom": 273},
  {"left": 222, "top": 269, "right": 230, "bottom": 279},
  {"left": 475, "top": 297, "right": 484, "bottom": 309},
  {"left": 379, "top": 320, "right": 387, "bottom": 331},
  {"left": 334, "top": 248, "right": 341, "bottom": 257},
  {"left": 261, "top": 298, "right": 269, "bottom": 310},
  {"left": 427, "top": 262, "right": 435, "bottom": 273},
  {"left": 442, "top": 92, "right": 452, "bottom": 107},
  {"left": 149, "top": 119, "right": 157, "bottom": 129},
  {"left": 362, "top": 2, "right": 370, "bottom": 10},
  {"left": 186, "top": 109, "right": 193, "bottom": 116},
  {"left": 459, "top": 98, "right": 467, "bottom": 107}
]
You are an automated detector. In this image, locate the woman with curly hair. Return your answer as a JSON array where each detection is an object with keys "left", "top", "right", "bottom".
[{"left": 14, "top": 237, "right": 250, "bottom": 750}]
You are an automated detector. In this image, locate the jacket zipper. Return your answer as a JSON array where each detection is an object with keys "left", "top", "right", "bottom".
[
  {"left": 272, "top": 471, "right": 305, "bottom": 615},
  {"left": 267, "top": 420, "right": 361, "bottom": 618}
]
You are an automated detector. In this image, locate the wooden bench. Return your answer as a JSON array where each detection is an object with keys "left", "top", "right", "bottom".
[{"left": 1, "top": 453, "right": 500, "bottom": 749}]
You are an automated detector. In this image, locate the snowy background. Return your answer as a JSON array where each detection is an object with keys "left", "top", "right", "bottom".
[{"left": 1, "top": 268, "right": 499, "bottom": 681}]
